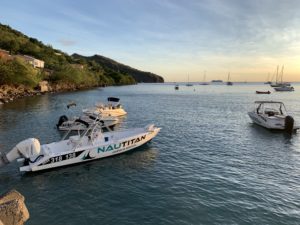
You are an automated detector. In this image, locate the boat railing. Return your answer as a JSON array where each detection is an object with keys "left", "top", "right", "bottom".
[{"left": 61, "top": 111, "right": 117, "bottom": 149}]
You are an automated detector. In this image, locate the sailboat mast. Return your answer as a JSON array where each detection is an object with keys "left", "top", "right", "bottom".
[
  {"left": 276, "top": 65, "right": 279, "bottom": 84},
  {"left": 281, "top": 65, "right": 284, "bottom": 83}
]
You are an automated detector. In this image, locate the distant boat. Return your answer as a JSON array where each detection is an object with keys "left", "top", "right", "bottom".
[
  {"left": 226, "top": 72, "right": 233, "bottom": 86},
  {"left": 186, "top": 74, "right": 193, "bottom": 86},
  {"left": 270, "top": 65, "right": 291, "bottom": 87},
  {"left": 175, "top": 84, "right": 179, "bottom": 90},
  {"left": 256, "top": 91, "right": 271, "bottom": 94},
  {"left": 274, "top": 86, "right": 294, "bottom": 92},
  {"left": 211, "top": 80, "right": 223, "bottom": 83},
  {"left": 264, "top": 73, "right": 272, "bottom": 84},
  {"left": 271, "top": 65, "right": 294, "bottom": 91},
  {"left": 200, "top": 71, "right": 209, "bottom": 85}
]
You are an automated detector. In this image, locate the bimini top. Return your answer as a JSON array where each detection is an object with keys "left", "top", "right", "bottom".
[
  {"left": 107, "top": 97, "right": 120, "bottom": 102},
  {"left": 254, "top": 101, "right": 284, "bottom": 104}
]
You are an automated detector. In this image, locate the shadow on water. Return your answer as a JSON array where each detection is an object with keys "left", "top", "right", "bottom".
[{"left": 249, "top": 123, "right": 293, "bottom": 137}]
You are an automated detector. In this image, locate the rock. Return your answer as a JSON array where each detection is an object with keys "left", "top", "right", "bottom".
[
  {"left": 38, "top": 81, "right": 49, "bottom": 92},
  {"left": 0, "top": 190, "right": 29, "bottom": 225}
]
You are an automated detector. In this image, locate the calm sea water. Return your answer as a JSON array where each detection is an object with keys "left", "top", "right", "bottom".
[{"left": 1, "top": 83, "right": 300, "bottom": 225}]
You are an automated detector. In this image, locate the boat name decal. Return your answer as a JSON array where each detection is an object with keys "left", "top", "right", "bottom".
[
  {"left": 41, "top": 150, "right": 85, "bottom": 165},
  {"left": 97, "top": 135, "right": 146, "bottom": 153}
]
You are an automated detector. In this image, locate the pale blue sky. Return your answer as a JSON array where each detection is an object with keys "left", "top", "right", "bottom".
[{"left": 1, "top": 0, "right": 300, "bottom": 81}]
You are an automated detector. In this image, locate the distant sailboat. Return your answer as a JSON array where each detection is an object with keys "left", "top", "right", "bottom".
[
  {"left": 270, "top": 65, "right": 291, "bottom": 87},
  {"left": 271, "top": 65, "right": 294, "bottom": 91},
  {"left": 200, "top": 71, "right": 209, "bottom": 85},
  {"left": 270, "top": 66, "right": 280, "bottom": 87},
  {"left": 226, "top": 72, "right": 233, "bottom": 86},
  {"left": 186, "top": 74, "right": 193, "bottom": 86},
  {"left": 264, "top": 73, "right": 272, "bottom": 84}
]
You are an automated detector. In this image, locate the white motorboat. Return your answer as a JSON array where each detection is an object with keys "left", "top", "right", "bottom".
[
  {"left": 0, "top": 118, "right": 161, "bottom": 172},
  {"left": 83, "top": 97, "right": 127, "bottom": 117},
  {"left": 56, "top": 114, "right": 119, "bottom": 131},
  {"left": 248, "top": 101, "right": 298, "bottom": 133}
]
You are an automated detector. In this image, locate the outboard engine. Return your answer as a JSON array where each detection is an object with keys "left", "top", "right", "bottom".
[
  {"left": 285, "top": 115, "right": 294, "bottom": 135},
  {"left": 56, "top": 115, "right": 68, "bottom": 128},
  {"left": 0, "top": 138, "right": 41, "bottom": 167}
]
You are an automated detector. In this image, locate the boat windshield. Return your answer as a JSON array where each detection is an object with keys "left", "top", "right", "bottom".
[{"left": 255, "top": 102, "right": 287, "bottom": 116}]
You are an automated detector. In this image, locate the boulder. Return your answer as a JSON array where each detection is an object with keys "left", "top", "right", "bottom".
[
  {"left": 0, "top": 190, "right": 29, "bottom": 225},
  {"left": 38, "top": 81, "right": 49, "bottom": 92}
]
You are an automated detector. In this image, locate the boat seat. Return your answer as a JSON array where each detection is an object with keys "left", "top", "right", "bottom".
[
  {"left": 264, "top": 109, "right": 280, "bottom": 117},
  {"left": 266, "top": 111, "right": 275, "bottom": 116}
]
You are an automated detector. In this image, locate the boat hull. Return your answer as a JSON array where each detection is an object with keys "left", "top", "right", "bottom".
[
  {"left": 19, "top": 127, "right": 160, "bottom": 172},
  {"left": 256, "top": 91, "right": 270, "bottom": 94},
  {"left": 83, "top": 108, "right": 127, "bottom": 117},
  {"left": 248, "top": 112, "right": 285, "bottom": 130},
  {"left": 100, "top": 108, "right": 127, "bottom": 117},
  {"left": 274, "top": 87, "right": 294, "bottom": 92}
]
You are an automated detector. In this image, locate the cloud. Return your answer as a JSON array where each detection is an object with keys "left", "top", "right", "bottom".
[{"left": 58, "top": 38, "right": 76, "bottom": 46}]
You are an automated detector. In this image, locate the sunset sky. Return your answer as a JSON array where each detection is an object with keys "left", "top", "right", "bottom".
[{"left": 1, "top": 0, "right": 300, "bottom": 82}]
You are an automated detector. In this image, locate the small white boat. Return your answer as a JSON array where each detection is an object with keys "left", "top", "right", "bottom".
[
  {"left": 248, "top": 101, "right": 298, "bottom": 133},
  {"left": 274, "top": 85, "right": 294, "bottom": 92},
  {"left": 83, "top": 97, "right": 127, "bottom": 117},
  {"left": 56, "top": 114, "right": 119, "bottom": 131},
  {"left": 0, "top": 119, "right": 161, "bottom": 172}
]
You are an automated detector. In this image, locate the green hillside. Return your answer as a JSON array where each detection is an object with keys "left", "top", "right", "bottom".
[
  {"left": 72, "top": 54, "right": 164, "bottom": 83},
  {"left": 0, "top": 23, "right": 164, "bottom": 88}
]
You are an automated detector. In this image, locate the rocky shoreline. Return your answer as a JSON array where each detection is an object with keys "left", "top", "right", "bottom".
[
  {"left": 0, "top": 82, "right": 99, "bottom": 104},
  {"left": 0, "top": 190, "right": 29, "bottom": 225}
]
